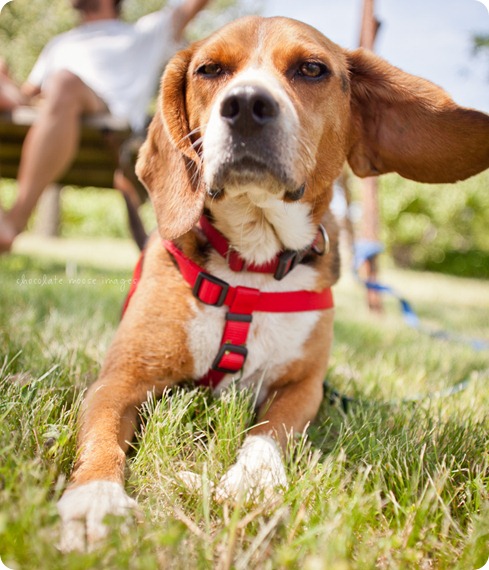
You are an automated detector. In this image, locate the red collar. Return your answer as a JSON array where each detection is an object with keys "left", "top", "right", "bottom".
[{"left": 199, "top": 214, "right": 329, "bottom": 281}]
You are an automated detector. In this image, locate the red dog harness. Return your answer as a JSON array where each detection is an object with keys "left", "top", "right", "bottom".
[{"left": 122, "top": 218, "right": 334, "bottom": 388}]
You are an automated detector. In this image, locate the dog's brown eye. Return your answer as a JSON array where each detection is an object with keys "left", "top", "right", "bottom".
[
  {"left": 297, "top": 61, "right": 329, "bottom": 79},
  {"left": 197, "top": 63, "right": 223, "bottom": 78}
]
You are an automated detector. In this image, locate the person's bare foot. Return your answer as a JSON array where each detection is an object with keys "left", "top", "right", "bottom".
[{"left": 0, "top": 211, "right": 17, "bottom": 253}]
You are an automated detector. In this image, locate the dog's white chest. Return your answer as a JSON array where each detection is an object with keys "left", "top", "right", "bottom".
[{"left": 186, "top": 253, "right": 322, "bottom": 403}]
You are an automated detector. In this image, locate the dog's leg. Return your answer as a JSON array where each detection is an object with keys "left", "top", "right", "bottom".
[
  {"left": 215, "top": 311, "right": 334, "bottom": 504},
  {"left": 57, "top": 240, "right": 196, "bottom": 551},
  {"left": 57, "top": 374, "right": 160, "bottom": 552},
  {"left": 215, "top": 374, "right": 324, "bottom": 503}
]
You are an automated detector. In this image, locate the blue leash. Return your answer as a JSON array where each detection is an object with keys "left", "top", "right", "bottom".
[
  {"left": 324, "top": 240, "right": 488, "bottom": 411},
  {"left": 354, "top": 240, "right": 489, "bottom": 352}
]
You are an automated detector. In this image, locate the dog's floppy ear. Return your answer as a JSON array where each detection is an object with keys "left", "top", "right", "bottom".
[
  {"left": 136, "top": 46, "right": 205, "bottom": 240},
  {"left": 346, "top": 48, "right": 489, "bottom": 183}
]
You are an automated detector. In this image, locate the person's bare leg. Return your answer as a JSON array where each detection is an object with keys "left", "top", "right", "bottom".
[
  {"left": 0, "top": 59, "right": 25, "bottom": 110},
  {"left": 0, "top": 76, "right": 22, "bottom": 110},
  {"left": 0, "top": 67, "right": 23, "bottom": 251},
  {"left": 0, "top": 70, "right": 107, "bottom": 252}
]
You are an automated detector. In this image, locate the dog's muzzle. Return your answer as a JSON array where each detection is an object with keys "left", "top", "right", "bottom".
[{"left": 203, "top": 81, "right": 303, "bottom": 196}]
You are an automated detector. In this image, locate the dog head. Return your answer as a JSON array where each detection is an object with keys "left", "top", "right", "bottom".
[{"left": 136, "top": 16, "right": 489, "bottom": 241}]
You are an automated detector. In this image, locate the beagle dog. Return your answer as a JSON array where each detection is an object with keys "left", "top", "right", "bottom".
[{"left": 57, "top": 16, "right": 489, "bottom": 550}]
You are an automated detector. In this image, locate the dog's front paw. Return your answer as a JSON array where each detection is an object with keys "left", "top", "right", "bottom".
[
  {"left": 57, "top": 480, "right": 140, "bottom": 552},
  {"left": 215, "top": 435, "right": 287, "bottom": 504}
]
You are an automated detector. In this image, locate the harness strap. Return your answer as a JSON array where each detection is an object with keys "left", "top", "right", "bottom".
[
  {"left": 121, "top": 249, "right": 145, "bottom": 317},
  {"left": 163, "top": 239, "right": 334, "bottom": 312},
  {"left": 163, "top": 239, "right": 333, "bottom": 388},
  {"left": 199, "top": 287, "right": 259, "bottom": 388}
]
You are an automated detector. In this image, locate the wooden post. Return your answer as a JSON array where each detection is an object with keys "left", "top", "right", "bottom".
[
  {"left": 359, "top": 0, "right": 381, "bottom": 50},
  {"left": 358, "top": 0, "right": 383, "bottom": 312}
]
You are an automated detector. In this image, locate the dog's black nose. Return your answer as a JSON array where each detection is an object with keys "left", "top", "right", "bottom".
[{"left": 220, "top": 86, "right": 279, "bottom": 135}]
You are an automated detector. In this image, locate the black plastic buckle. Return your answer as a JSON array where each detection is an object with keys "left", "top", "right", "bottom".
[
  {"left": 226, "top": 312, "right": 252, "bottom": 323},
  {"left": 274, "top": 250, "right": 299, "bottom": 281},
  {"left": 192, "top": 272, "right": 229, "bottom": 306},
  {"left": 212, "top": 343, "right": 248, "bottom": 374}
]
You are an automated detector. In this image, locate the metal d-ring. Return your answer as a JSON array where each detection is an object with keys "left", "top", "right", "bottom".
[{"left": 312, "top": 224, "right": 330, "bottom": 256}]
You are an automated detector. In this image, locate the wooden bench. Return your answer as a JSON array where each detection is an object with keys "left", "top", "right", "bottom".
[{"left": 0, "top": 106, "right": 148, "bottom": 250}]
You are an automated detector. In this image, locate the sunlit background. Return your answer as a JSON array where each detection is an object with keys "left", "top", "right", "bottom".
[{"left": 262, "top": 0, "right": 489, "bottom": 112}]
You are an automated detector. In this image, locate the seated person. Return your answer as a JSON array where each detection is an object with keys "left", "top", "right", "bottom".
[{"left": 0, "top": 0, "right": 210, "bottom": 252}]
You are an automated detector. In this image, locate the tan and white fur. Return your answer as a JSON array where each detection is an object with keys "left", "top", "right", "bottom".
[{"left": 57, "top": 16, "right": 489, "bottom": 551}]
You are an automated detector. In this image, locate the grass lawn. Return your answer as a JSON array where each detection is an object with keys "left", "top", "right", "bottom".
[{"left": 0, "top": 236, "right": 488, "bottom": 570}]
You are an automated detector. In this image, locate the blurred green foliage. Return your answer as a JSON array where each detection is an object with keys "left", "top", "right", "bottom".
[
  {"left": 0, "top": 0, "right": 74, "bottom": 82},
  {"left": 0, "top": 0, "right": 262, "bottom": 83},
  {"left": 474, "top": 34, "right": 489, "bottom": 51},
  {"left": 474, "top": 33, "right": 489, "bottom": 76},
  {"left": 380, "top": 171, "right": 489, "bottom": 278}
]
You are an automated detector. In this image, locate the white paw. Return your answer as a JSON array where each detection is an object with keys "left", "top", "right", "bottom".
[
  {"left": 57, "top": 480, "right": 140, "bottom": 552},
  {"left": 215, "top": 435, "right": 287, "bottom": 504}
]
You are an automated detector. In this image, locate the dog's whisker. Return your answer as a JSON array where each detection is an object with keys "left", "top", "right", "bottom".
[
  {"left": 191, "top": 136, "right": 204, "bottom": 150},
  {"left": 179, "top": 124, "right": 207, "bottom": 144},
  {"left": 191, "top": 158, "right": 205, "bottom": 184}
]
